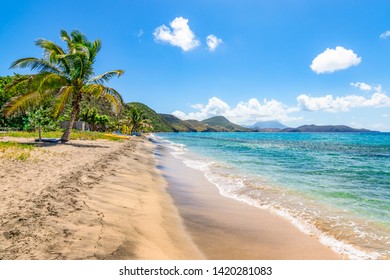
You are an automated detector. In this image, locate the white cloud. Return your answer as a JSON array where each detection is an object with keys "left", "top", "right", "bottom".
[
  {"left": 153, "top": 17, "right": 200, "bottom": 51},
  {"left": 172, "top": 97, "right": 300, "bottom": 124},
  {"left": 380, "top": 30, "right": 390, "bottom": 39},
  {"left": 172, "top": 97, "right": 230, "bottom": 120},
  {"left": 206, "top": 34, "right": 222, "bottom": 52},
  {"left": 382, "top": 114, "right": 389, "bottom": 118},
  {"left": 350, "top": 82, "right": 383, "bottom": 93},
  {"left": 310, "top": 46, "right": 361, "bottom": 74},
  {"left": 297, "top": 92, "right": 390, "bottom": 112},
  {"left": 350, "top": 82, "right": 372, "bottom": 91},
  {"left": 137, "top": 29, "right": 144, "bottom": 38}
]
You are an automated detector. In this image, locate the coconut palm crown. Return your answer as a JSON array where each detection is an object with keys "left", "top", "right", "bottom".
[{"left": 3, "top": 30, "right": 124, "bottom": 141}]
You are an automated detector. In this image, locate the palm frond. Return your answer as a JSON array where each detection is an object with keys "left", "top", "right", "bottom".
[
  {"left": 37, "top": 73, "right": 68, "bottom": 91},
  {"left": 102, "top": 92, "right": 122, "bottom": 114},
  {"left": 60, "top": 30, "right": 71, "bottom": 43},
  {"left": 35, "top": 39, "right": 65, "bottom": 62},
  {"left": 88, "top": 70, "right": 124, "bottom": 84},
  {"left": 92, "top": 40, "right": 102, "bottom": 54},
  {"left": 89, "top": 40, "right": 102, "bottom": 62},
  {"left": 35, "top": 37, "right": 71, "bottom": 74},
  {"left": 58, "top": 53, "right": 85, "bottom": 80},
  {"left": 70, "top": 30, "right": 86, "bottom": 44},
  {"left": 101, "top": 86, "right": 124, "bottom": 107},
  {"left": 74, "top": 44, "right": 90, "bottom": 58},
  {"left": 10, "top": 57, "right": 61, "bottom": 74},
  {"left": 82, "top": 84, "right": 104, "bottom": 97},
  {"left": 60, "top": 30, "right": 76, "bottom": 58},
  {"left": 5, "top": 75, "right": 33, "bottom": 91},
  {"left": 52, "top": 86, "right": 74, "bottom": 117},
  {"left": 82, "top": 84, "right": 123, "bottom": 113},
  {"left": 2, "top": 91, "right": 45, "bottom": 117}
]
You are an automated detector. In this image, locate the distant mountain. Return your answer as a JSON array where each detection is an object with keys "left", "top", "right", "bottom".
[
  {"left": 184, "top": 119, "right": 213, "bottom": 132},
  {"left": 282, "top": 124, "right": 375, "bottom": 133},
  {"left": 158, "top": 114, "right": 198, "bottom": 132},
  {"left": 127, "top": 103, "right": 376, "bottom": 133},
  {"left": 249, "top": 120, "right": 287, "bottom": 130},
  {"left": 201, "top": 116, "right": 252, "bottom": 132},
  {"left": 127, "top": 103, "right": 250, "bottom": 132}
]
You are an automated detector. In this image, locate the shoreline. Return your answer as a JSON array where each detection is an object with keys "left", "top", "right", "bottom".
[{"left": 155, "top": 139, "right": 343, "bottom": 260}]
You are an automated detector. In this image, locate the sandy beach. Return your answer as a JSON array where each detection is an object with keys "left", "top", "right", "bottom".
[
  {"left": 0, "top": 136, "right": 202, "bottom": 260},
  {"left": 1, "top": 136, "right": 342, "bottom": 260}
]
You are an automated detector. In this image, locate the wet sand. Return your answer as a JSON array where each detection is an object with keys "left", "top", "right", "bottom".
[{"left": 156, "top": 143, "right": 343, "bottom": 260}]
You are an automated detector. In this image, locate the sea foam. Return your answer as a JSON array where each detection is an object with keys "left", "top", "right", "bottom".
[{"left": 156, "top": 132, "right": 390, "bottom": 259}]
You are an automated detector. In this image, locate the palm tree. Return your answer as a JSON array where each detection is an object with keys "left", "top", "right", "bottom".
[
  {"left": 125, "top": 107, "right": 153, "bottom": 134},
  {"left": 3, "top": 30, "right": 124, "bottom": 142}
]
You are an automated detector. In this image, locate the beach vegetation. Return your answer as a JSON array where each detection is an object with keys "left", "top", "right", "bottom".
[
  {"left": 122, "top": 106, "right": 153, "bottom": 134},
  {"left": 0, "top": 141, "right": 34, "bottom": 161},
  {"left": 0, "top": 76, "right": 29, "bottom": 129},
  {"left": 24, "top": 107, "right": 59, "bottom": 141},
  {"left": 2, "top": 30, "right": 124, "bottom": 142},
  {"left": 4, "top": 130, "right": 124, "bottom": 141},
  {"left": 126, "top": 102, "right": 174, "bottom": 132},
  {"left": 80, "top": 108, "right": 110, "bottom": 132}
]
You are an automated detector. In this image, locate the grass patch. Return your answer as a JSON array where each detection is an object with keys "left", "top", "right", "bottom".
[
  {"left": 0, "top": 141, "right": 35, "bottom": 149},
  {"left": 6, "top": 131, "right": 62, "bottom": 139},
  {"left": 0, "top": 141, "right": 35, "bottom": 161},
  {"left": 5, "top": 131, "right": 126, "bottom": 141},
  {"left": 71, "top": 131, "right": 126, "bottom": 141}
]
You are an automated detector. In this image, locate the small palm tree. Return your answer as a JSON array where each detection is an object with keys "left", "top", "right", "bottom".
[
  {"left": 125, "top": 107, "right": 152, "bottom": 134},
  {"left": 3, "top": 30, "right": 124, "bottom": 142}
]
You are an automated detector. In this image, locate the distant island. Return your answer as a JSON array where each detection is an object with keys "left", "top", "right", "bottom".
[{"left": 130, "top": 102, "right": 378, "bottom": 133}]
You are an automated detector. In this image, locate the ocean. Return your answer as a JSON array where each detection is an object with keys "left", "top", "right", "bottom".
[{"left": 154, "top": 132, "right": 390, "bottom": 260}]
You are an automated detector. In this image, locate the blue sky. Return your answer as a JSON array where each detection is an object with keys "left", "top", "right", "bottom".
[{"left": 1, "top": 0, "right": 390, "bottom": 131}]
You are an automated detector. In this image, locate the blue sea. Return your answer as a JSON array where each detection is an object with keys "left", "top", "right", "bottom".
[{"left": 154, "top": 132, "right": 390, "bottom": 259}]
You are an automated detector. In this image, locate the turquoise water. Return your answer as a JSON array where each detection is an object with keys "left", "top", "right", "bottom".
[{"left": 155, "top": 132, "right": 390, "bottom": 259}]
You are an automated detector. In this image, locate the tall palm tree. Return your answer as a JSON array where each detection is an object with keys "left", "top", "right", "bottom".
[{"left": 3, "top": 30, "right": 124, "bottom": 142}]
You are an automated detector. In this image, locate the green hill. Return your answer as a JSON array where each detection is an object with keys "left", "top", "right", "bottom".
[
  {"left": 184, "top": 119, "right": 212, "bottom": 132},
  {"left": 158, "top": 114, "right": 197, "bottom": 132},
  {"left": 126, "top": 102, "right": 174, "bottom": 132},
  {"left": 201, "top": 116, "right": 252, "bottom": 132},
  {"left": 127, "top": 103, "right": 252, "bottom": 132}
]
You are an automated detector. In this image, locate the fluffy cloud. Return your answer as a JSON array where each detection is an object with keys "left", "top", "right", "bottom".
[
  {"left": 380, "top": 30, "right": 390, "bottom": 39},
  {"left": 172, "top": 97, "right": 230, "bottom": 120},
  {"left": 153, "top": 17, "right": 200, "bottom": 51},
  {"left": 172, "top": 97, "right": 300, "bottom": 124},
  {"left": 350, "top": 82, "right": 372, "bottom": 91},
  {"left": 310, "top": 46, "right": 361, "bottom": 74},
  {"left": 172, "top": 91, "right": 390, "bottom": 125},
  {"left": 206, "top": 34, "right": 222, "bottom": 52},
  {"left": 297, "top": 92, "right": 390, "bottom": 112}
]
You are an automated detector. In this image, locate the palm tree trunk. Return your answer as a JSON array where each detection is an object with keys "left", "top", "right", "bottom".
[{"left": 60, "top": 96, "right": 80, "bottom": 142}]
